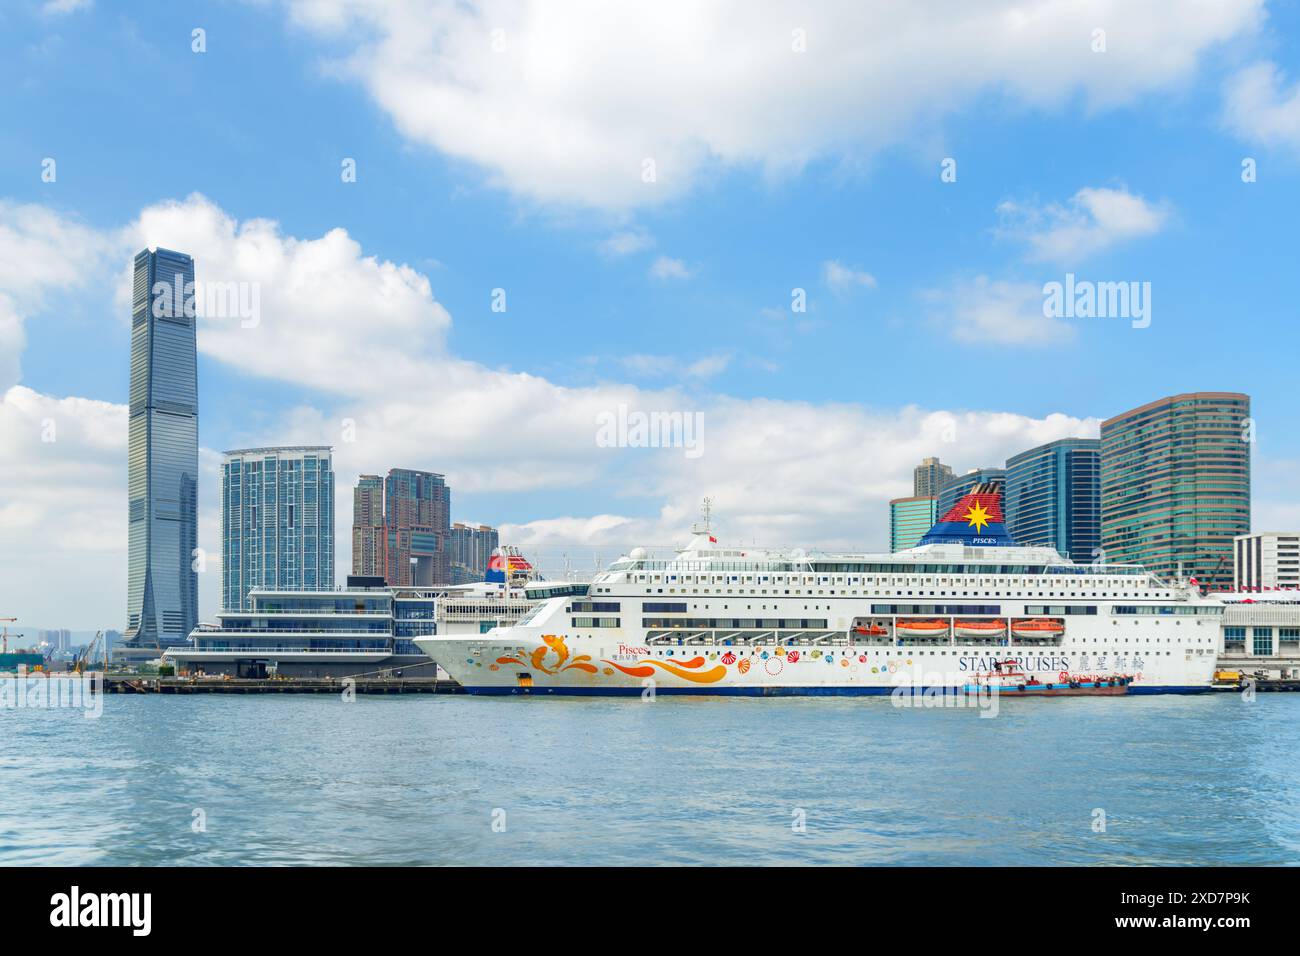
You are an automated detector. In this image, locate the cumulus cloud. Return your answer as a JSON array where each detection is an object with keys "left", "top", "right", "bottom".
[
  {"left": 996, "top": 187, "right": 1170, "bottom": 263},
  {"left": 823, "top": 260, "right": 877, "bottom": 294},
  {"left": 598, "top": 229, "right": 655, "bottom": 258},
  {"left": 1223, "top": 60, "right": 1300, "bottom": 152},
  {"left": 925, "top": 275, "right": 1075, "bottom": 346},
  {"left": 282, "top": 0, "right": 1263, "bottom": 209}
]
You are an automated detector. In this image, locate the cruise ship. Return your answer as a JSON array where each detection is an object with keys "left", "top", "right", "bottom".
[{"left": 417, "top": 487, "right": 1223, "bottom": 695}]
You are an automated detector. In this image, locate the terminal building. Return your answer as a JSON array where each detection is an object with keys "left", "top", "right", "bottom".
[{"left": 165, "top": 573, "right": 586, "bottom": 679}]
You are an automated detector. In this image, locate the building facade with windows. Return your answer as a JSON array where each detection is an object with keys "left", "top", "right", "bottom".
[
  {"left": 913, "top": 457, "right": 954, "bottom": 498},
  {"left": 352, "top": 475, "right": 386, "bottom": 579},
  {"left": 889, "top": 496, "right": 937, "bottom": 552},
  {"left": 125, "top": 247, "right": 199, "bottom": 648},
  {"left": 1004, "top": 438, "right": 1101, "bottom": 563},
  {"left": 1100, "top": 392, "right": 1250, "bottom": 590},
  {"left": 384, "top": 469, "right": 450, "bottom": 586},
  {"left": 1233, "top": 532, "right": 1300, "bottom": 592},
  {"left": 221, "top": 446, "right": 335, "bottom": 611},
  {"left": 449, "top": 523, "right": 500, "bottom": 584}
]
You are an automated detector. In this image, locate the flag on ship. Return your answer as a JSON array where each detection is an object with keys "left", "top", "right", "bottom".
[{"left": 917, "top": 482, "right": 1019, "bottom": 547}]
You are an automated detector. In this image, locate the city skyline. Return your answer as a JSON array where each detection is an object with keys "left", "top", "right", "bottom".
[{"left": 4, "top": 2, "right": 1300, "bottom": 629}]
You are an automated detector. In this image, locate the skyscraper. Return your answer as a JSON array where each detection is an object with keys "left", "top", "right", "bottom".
[
  {"left": 1234, "top": 533, "right": 1300, "bottom": 591},
  {"left": 222, "top": 447, "right": 335, "bottom": 610},
  {"left": 1100, "top": 392, "right": 1250, "bottom": 589},
  {"left": 125, "top": 247, "right": 199, "bottom": 647},
  {"left": 913, "top": 457, "right": 954, "bottom": 497},
  {"left": 889, "top": 496, "right": 936, "bottom": 552},
  {"left": 936, "top": 467, "right": 1005, "bottom": 517},
  {"left": 448, "top": 523, "right": 500, "bottom": 584},
  {"left": 352, "top": 475, "right": 386, "bottom": 579},
  {"left": 1004, "top": 438, "right": 1101, "bottom": 562},
  {"left": 384, "top": 469, "right": 450, "bottom": 586}
]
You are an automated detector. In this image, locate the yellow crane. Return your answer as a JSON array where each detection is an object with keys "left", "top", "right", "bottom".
[{"left": 73, "top": 631, "right": 103, "bottom": 674}]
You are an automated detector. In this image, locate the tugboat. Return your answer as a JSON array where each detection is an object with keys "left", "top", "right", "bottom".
[{"left": 964, "top": 659, "right": 1131, "bottom": 696}]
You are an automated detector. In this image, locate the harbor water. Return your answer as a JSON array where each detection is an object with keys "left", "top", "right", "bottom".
[{"left": 3, "top": 693, "right": 1299, "bottom": 866}]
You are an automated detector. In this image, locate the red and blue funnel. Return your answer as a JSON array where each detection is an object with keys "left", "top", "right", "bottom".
[{"left": 918, "top": 482, "right": 1018, "bottom": 547}]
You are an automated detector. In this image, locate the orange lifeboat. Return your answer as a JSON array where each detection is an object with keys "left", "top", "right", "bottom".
[
  {"left": 895, "top": 618, "right": 950, "bottom": 637},
  {"left": 852, "top": 623, "right": 889, "bottom": 637},
  {"left": 1011, "top": 618, "right": 1065, "bottom": 638},
  {"left": 954, "top": 619, "right": 1006, "bottom": 639}
]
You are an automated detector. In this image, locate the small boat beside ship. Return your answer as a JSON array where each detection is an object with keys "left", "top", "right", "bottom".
[{"left": 964, "top": 659, "right": 1132, "bottom": 697}]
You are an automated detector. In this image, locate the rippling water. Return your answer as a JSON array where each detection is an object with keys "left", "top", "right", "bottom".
[{"left": 3, "top": 692, "right": 1298, "bottom": 865}]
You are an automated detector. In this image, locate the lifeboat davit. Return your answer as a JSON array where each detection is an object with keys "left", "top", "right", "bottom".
[
  {"left": 1011, "top": 618, "right": 1065, "bottom": 638},
  {"left": 895, "top": 618, "right": 950, "bottom": 637},
  {"left": 852, "top": 624, "right": 889, "bottom": 637},
  {"left": 954, "top": 619, "right": 1006, "bottom": 638}
]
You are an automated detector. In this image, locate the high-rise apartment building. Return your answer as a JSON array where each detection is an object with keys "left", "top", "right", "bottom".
[
  {"left": 913, "top": 457, "right": 954, "bottom": 497},
  {"left": 125, "top": 247, "right": 199, "bottom": 647},
  {"left": 384, "top": 469, "right": 450, "bottom": 586},
  {"left": 221, "top": 447, "right": 335, "bottom": 610},
  {"left": 352, "top": 475, "right": 386, "bottom": 579},
  {"left": 448, "top": 523, "right": 500, "bottom": 584},
  {"left": 1100, "top": 392, "right": 1250, "bottom": 589}
]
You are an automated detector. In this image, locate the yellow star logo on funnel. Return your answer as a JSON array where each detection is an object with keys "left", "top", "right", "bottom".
[{"left": 964, "top": 501, "right": 991, "bottom": 533}]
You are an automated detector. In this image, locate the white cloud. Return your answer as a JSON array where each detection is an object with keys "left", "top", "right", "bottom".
[
  {"left": 823, "top": 260, "right": 877, "bottom": 294},
  {"left": 618, "top": 353, "right": 730, "bottom": 379},
  {"left": 598, "top": 229, "right": 654, "bottom": 258},
  {"left": 283, "top": 0, "right": 1263, "bottom": 209},
  {"left": 1223, "top": 60, "right": 1300, "bottom": 152},
  {"left": 41, "top": 0, "right": 93, "bottom": 14},
  {"left": 648, "top": 255, "right": 693, "bottom": 280},
  {"left": 997, "top": 187, "right": 1169, "bottom": 263},
  {"left": 926, "top": 275, "right": 1075, "bottom": 346}
]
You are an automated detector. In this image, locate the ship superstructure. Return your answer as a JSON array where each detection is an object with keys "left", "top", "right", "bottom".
[{"left": 419, "top": 487, "right": 1222, "bottom": 695}]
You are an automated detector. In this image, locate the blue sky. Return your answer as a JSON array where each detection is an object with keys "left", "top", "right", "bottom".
[{"left": 2, "top": 0, "right": 1300, "bottom": 628}]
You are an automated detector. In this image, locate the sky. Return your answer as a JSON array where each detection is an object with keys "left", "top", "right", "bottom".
[{"left": 2, "top": 0, "right": 1300, "bottom": 630}]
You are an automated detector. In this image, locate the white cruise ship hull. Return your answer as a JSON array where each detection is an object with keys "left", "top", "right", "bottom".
[{"left": 417, "top": 630, "right": 1216, "bottom": 696}]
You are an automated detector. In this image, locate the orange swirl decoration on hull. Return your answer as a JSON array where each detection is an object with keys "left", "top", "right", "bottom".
[{"left": 603, "top": 658, "right": 728, "bottom": 684}]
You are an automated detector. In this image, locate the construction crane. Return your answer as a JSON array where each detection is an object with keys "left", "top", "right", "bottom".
[
  {"left": 0, "top": 617, "right": 17, "bottom": 654},
  {"left": 73, "top": 631, "right": 103, "bottom": 675}
]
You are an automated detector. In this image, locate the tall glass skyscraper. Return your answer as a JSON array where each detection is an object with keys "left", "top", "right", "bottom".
[
  {"left": 222, "top": 447, "right": 335, "bottom": 611},
  {"left": 125, "top": 248, "right": 199, "bottom": 647},
  {"left": 1004, "top": 438, "right": 1101, "bottom": 562},
  {"left": 1100, "top": 392, "right": 1250, "bottom": 589}
]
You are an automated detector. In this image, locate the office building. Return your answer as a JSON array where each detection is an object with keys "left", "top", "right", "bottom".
[
  {"left": 889, "top": 496, "right": 937, "bottom": 552},
  {"left": 125, "top": 247, "right": 199, "bottom": 648},
  {"left": 1004, "top": 438, "right": 1101, "bottom": 563},
  {"left": 1100, "top": 392, "right": 1250, "bottom": 590}
]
